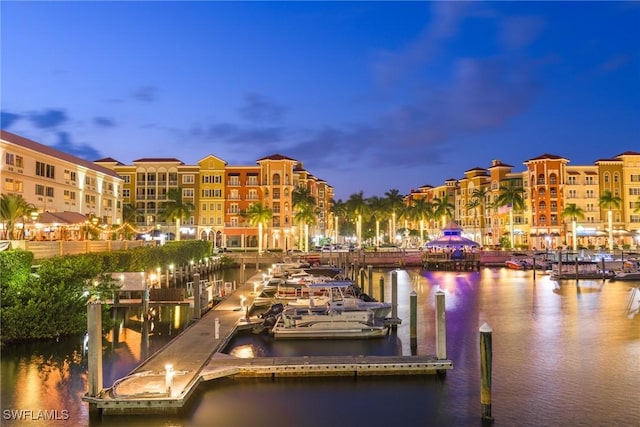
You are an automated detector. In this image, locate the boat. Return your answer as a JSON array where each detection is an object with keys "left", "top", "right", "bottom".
[
  {"left": 286, "top": 281, "right": 392, "bottom": 319},
  {"left": 505, "top": 259, "right": 530, "bottom": 270},
  {"left": 610, "top": 270, "right": 640, "bottom": 282},
  {"left": 269, "top": 305, "right": 389, "bottom": 340},
  {"left": 550, "top": 261, "right": 616, "bottom": 280}
]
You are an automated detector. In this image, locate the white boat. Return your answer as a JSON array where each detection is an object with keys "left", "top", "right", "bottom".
[
  {"left": 286, "top": 282, "right": 392, "bottom": 319},
  {"left": 610, "top": 270, "right": 640, "bottom": 282},
  {"left": 270, "top": 305, "right": 389, "bottom": 340}
]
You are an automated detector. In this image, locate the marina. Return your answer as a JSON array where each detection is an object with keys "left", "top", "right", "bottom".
[{"left": 82, "top": 271, "right": 452, "bottom": 416}]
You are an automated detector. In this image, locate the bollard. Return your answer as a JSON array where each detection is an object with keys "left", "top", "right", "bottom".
[
  {"left": 391, "top": 270, "right": 398, "bottom": 327},
  {"left": 480, "top": 323, "right": 493, "bottom": 421},
  {"left": 214, "top": 317, "right": 220, "bottom": 339},
  {"left": 435, "top": 291, "right": 446, "bottom": 360},
  {"left": 379, "top": 276, "right": 385, "bottom": 302},
  {"left": 87, "top": 301, "right": 103, "bottom": 397},
  {"left": 410, "top": 290, "right": 417, "bottom": 348},
  {"left": 367, "top": 265, "right": 373, "bottom": 296},
  {"left": 532, "top": 257, "right": 536, "bottom": 281},
  {"left": 193, "top": 273, "right": 201, "bottom": 319}
]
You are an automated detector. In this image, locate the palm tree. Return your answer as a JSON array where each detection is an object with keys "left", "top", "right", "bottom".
[
  {"left": 466, "top": 197, "right": 480, "bottom": 244},
  {"left": 292, "top": 186, "right": 317, "bottom": 251},
  {"left": 245, "top": 202, "right": 273, "bottom": 254},
  {"left": 165, "top": 188, "right": 195, "bottom": 241},
  {"left": 367, "top": 196, "right": 387, "bottom": 248},
  {"left": 346, "top": 191, "right": 369, "bottom": 247},
  {"left": 329, "top": 198, "right": 347, "bottom": 245},
  {"left": 470, "top": 187, "right": 490, "bottom": 245},
  {"left": 495, "top": 183, "right": 525, "bottom": 249},
  {"left": 560, "top": 203, "right": 586, "bottom": 251},
  {"left": 384, "top": 189, "right": 404, "bottom": 243},
  {"left": 0, "top": 194, "right": 36, "bottom": 239},
  {"left": 598, "top": 190, "right": 622, "bottom": 252},
  {"left": 409, "top": 197, "right": 431, "bottom": 245},
  {"left": 432, "top": 194, "right": 455, "bottom": 229}
]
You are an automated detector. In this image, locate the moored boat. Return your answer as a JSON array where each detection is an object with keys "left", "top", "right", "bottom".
[
  {"left": 269, "top": 305, "right": 389, "bottom": 340},
  {"left": 610, "top": 270, "right": 640, "bottom": 282}
]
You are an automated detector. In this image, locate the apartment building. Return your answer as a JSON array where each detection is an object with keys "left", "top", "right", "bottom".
[
  {"left": 1, "top": 130, "right": 122, "bottom": 238},
  {"left": 406, "top": 152, "right": 640, "bottom": 250}
]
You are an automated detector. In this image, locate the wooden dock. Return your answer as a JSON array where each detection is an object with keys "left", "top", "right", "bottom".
[{"left": 83, "top": 273, "right": 453, "bottom": 416}]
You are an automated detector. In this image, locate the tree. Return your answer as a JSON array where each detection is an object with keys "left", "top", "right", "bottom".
[
  {"left": 245, "top": 202, "right": 273, "bottom": 254},
  {"left": 384, "top": 189, "right": 404, "bottom": 242},
  {"left": 598, "top": 190, "right": 622, "bottom": 252},
  {"left": 165, "top": 188, "right": 195, "bottom": 241},
  {"left": 292, "top": 186, "right": 317, "bottom": 252},
  {"left": 329, "top": 198, "right": 348, "bottom": 245},
  {"left": 346, "top": 192, "right": 369, "bottom": 247},
  {"left": 408, "top": 197, "right": 431, "bottom": 245},
  {"left": 432, "top": 194, "right": 455, "bottom": 229},
  {"left": 495, "top": 183, "right": 525, "bottom": 249},
  {"left": 560, "top": 203, "right": 586, "bottom": 251},
  {"left": 366, "top": 196, "right": 387, "bottom": 248},
  {"left": 470, "top": 187, "right": 490, "bottom": 246},
  {"left": 0, "top": 194, "right": 36, "bottom": 240}
]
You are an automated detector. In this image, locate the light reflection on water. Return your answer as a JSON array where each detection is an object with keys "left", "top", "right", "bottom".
[{"left": 1, "top": 267, "right": 639, "bottom": 426}]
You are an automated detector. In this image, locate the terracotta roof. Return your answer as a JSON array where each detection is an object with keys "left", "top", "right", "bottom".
[
  {"left": 95, "top": 157, "right": 125, "bottom": 165},
  {"left": 526, "top": 153, "right": 567, "bottom": 161},
  {"left": 256, "top": 154, "right": 297, "bottom": 162},
  {"left": 132, "top": 158, "right": 184, "bottom": 164},
  {"left": 1, "top": 130, "right": 121, "bottom": 179}
]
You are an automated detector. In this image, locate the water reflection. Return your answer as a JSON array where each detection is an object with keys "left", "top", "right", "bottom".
[{"left": 1, "top": 267, "right": 639, "bottom": 427}]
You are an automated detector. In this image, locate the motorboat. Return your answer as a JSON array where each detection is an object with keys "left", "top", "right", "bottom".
[
  {"left": 269, "top": 305, "right": 389, "bottom": 340},
  {"left": 610, "top": 270, "right": 640, "bottom": 282},
  {"left": 505, "top": 259, "right": 530, "bottom": 270},
  {"left": 286, "top": 281, "right": 392, "bottom": 319}
]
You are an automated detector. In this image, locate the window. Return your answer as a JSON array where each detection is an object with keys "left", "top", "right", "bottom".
[
  {"left": 36, "top": 161, "right": 55, "bottom": 179},
  {"left": 272, "top": 173, "right": 281, "bottom": 185},
  {"left": 183, "top": 188, "right": 194, "bottom": 198},
  {"left": 5, "top": 153, "right": 14, "bottom": 165},
  {"left": 35, "top": 184, "right": 45, "bottom": 196},
  {"left": 123, "top": 189, "right": 130, "bottom": 198},
  {"left": 45, "top": 187, "right": 54, "bottom": 197},
  {"left": 182, "top": 175, "right": 195, "bottom": 184},
  {"left": 273, "top": 188, "right": 280, "bottom": 199}
]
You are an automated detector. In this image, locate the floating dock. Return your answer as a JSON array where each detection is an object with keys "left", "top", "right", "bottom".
[{"left": 83, "top": 274, "right": 453, "bottom": 416}]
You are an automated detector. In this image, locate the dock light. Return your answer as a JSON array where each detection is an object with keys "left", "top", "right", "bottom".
[
  {"left": 165, "top": 364, "right": 174, "bottom": 396},
  {"left": 254, "top": 282, "right": 258, "bottom": 294},
  {"left": 240, "top": 295, "right": 246, "bottom": 310}
]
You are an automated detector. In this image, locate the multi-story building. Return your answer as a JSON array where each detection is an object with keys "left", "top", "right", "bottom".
[{"left": 1, "top": 130, "right": 122, "bottom": 239}]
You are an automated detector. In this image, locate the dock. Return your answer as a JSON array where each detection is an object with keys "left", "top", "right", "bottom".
[{"left": 83, "top": 274, "right": 453, "bottom": 416}]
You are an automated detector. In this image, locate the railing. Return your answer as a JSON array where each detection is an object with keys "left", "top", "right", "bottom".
[{"left": 7, "top": 240, "right": 148, "bottom": 260}]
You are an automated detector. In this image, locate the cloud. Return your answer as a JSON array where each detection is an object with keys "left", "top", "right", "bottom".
[
  {"left": 238, "top": 93, "right": 286, "bottom": 123},
  {"left": 94, "top": 116, "right": 116, "bottom": 127},
  {"left": 132, "top": 86, "right": 158, "bottom": 102},
  {"left": 372, "top": 2, "right": 470, "bottom": 86},
  {"left": 27, "top": 109, "right": 68, "bottom": 129},
  {"left": 49, "top": 131, "right": 102, "bottom": 161},
  {"left": 1, "top": 111, "right": 22, "bottom": 128},
  {"left": 499, "top": 15, "right": 545, "bottom": 50}
]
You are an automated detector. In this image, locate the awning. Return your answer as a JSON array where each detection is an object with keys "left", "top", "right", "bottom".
[{"left": 37, "top": 211, "right": 88, "bottom": 225}]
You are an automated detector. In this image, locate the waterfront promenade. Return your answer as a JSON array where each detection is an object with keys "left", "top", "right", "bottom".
[{"left": 83, "top": 272, "right": 453, "bottom": 416}]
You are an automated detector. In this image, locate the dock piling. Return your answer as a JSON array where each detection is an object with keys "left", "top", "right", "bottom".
[
  {"left": 367, "top": 265, "right": 373, "bottom": 296},
  {"left": 435, "top": 291, "right": 446, "bottom": 360},
  {"left": 480, "top": 323, "right": 494, "bottom": 421},
  {"left": 391, "top": 270, "right": 398, "bottom": 328},
  {"left": 193, "top": 273, "right": 201, "bottom": 319},
  {"left": 410, "top": 291, "right": 417, "bottom": 349},
  {"left": 87, "top": 301, "right": 103, "bottom": 397},
  {"left": 379, "top": 276, "right": 385, "bottom": 302}
]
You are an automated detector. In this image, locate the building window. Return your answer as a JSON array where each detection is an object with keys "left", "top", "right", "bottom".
[
  {"left": 36, "top": 161, "right": 55, "bottom": 179},
  {"left": 272, "top": 173, "right": 281, "bottom": 185},
  {"left": 35, "top": 184, "right": 45, "bottom": 196},
  {"left": 183, "top": 188, "right": 194, "bottom": 198},
  {"left": 182, "top": 175, "right": 195, "bottom": 184}
]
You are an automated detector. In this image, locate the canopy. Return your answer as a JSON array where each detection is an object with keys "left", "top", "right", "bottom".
[
  {"left": 37, "top": 211, "right": 88, "bottom": 225},
  {"left": 425, "top": 220, "right": 480, "bottom": 249}
]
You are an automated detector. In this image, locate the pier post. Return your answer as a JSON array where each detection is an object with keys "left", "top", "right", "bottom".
[
  {"left": 410, "top": 290, "right": 417, "bottom": 349},
  {"left": 575, "top": 258, "right": 580, "bottom": 283},
  {"left": 601, "top": 258, "right": 606, "bottom": 280},
  {"left": 480, "top": 323, "right": 493, "bottom": 421},
  {"left": 87, "top": 301, "right": 103, "bottom": 397},
  {"left": 215, "top": 317, "right": 220, "bottom": 339},
  {"left": 391, "top": 270, "right": 398, "bottom": 328},
  {"left": 435, "top": 291, "right": 446, "bottom": 360},
  {"left": 193, "top": 273, "right": 201, "bottom": 319},
  {"left": 379, "top": 276, "right": 385, "bottom": 302},
  {"left": 367, "top": 265, "right": 373, "bottom": 296},
  {"left": 532, "top": 257, "right": 536, "bottom": 281}
]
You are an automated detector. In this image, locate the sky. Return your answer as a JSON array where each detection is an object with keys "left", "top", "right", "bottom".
[{"left": 1, "top": 1, "right": 639, "bottom": 201}]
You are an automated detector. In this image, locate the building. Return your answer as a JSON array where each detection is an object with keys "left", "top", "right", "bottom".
[{"left": 1, "top": 130, "right": 122, "bottom": 239}]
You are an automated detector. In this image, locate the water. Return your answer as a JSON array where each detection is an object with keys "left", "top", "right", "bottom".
[{"left": 2, "top": 268, "right": 638, "bottom": 426}]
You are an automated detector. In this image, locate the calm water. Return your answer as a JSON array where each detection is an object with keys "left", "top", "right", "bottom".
[{"left": 2, "top": 267, "right": 639, "bottom": 427}]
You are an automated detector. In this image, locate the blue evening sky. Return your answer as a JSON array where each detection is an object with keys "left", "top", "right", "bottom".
[{"left": 1, "top": 1, "right": 639, "bottom": 200}]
